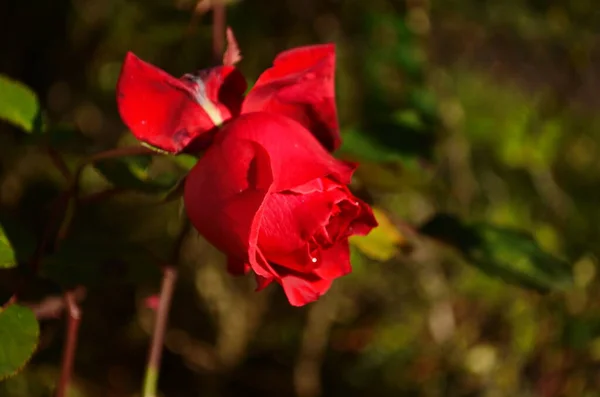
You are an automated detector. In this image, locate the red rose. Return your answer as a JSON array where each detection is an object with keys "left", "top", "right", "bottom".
[
  {"left": 116, "top": 32, "right": 340, "bottom": 153},
  {"left": 183, "top": 112, "right": 377, "bottom": 306},
  {"left": 116, "top": 32, "right": 378, "bottom": 305}
]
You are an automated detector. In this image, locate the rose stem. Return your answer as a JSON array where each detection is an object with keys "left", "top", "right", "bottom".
[
  {"left": 55, "top": 290, "right": 82, "bottom": 397},
  {"left": 212, "top": 1, "right": 226, "bottom": 63},
  {"left": 53, "top": 145, "right": 159, "bottom": 394},
  {"left": 45, "top": 145, "right": 72, "bottom": 182},
  {"left": 142, "top": 266, "right": 178, "bottom": 397}
]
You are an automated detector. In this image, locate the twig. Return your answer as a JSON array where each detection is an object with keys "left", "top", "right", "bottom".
[
  {"left": 142, "top": 266, "right": 178, "bottom": 397},
  {"left": 212, "top": 1, "right": 226, "bottom": 63},
  {"left": 78, "top": 187, "right": 128, "bottom": 206},
  {"left": 23, "top": 287, "right": 87, "bottom": 320},
  {"left": 55, "top": 290, "right": 82, "bottom": 397},
  {"left": 294, "top": 291, "right": 339, "bottom": 397},
  {"left": 45, "top": 145, "right": 72, "bottom": 182}
]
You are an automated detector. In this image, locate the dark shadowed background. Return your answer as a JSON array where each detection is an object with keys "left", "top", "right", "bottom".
[{"left": 1, "top": 0, "right": 600, "bottom": 396}]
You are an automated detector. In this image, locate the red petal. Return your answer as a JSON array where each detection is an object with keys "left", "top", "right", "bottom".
[
  {"left": 117, "top": 52, "right": 246, "bottom": 153},
  {"left": 213, "top": 112, "right": 353, "bottom": 191},
  {"left": 280, "top": 272, "right": 333, "bottom": 306},
  {"left": 312, "top": 240, "right": 352, "bottom": 280},
  {"left": 257, "top": 187, "right": 347, "bottom": 272},
  {"left": 184, "top": 136, "right": 273, "bottom": 258},
  {"left": 117, "top": 52, "right": 214, "bottom": 153},
  {"left": 227, "top": 256, "right": 250, "bottom": 275},
  {"left": 255, "top": 274, "right": 274, "bottom": 291},
  {"left": 180, "top": 65, "right": 246, "bottom": 121},
  {"left": 242, "top": 44, "right": 340, "bottom": 151}
]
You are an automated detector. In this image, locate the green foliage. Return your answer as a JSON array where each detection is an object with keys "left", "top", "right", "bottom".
[
  {"left": 94, "top": 155, "right": 182, "bottom": 194},
  {"left": 0, "top": 224, "right": 17, "bottom": 269},
  {"left": 420, "top": 213, "right": 573, "bottom": 292},
  {"left": 0, "top": 305, "right": 39, "bottom": 380},
  {"left": 339, "top": 11, "right": 439, "bottom": 166},
  {"left": 350, "top": 207, "right": 406, "bottom": 261},
  {"left": 0, "top": 75, "right": 43, "bottom": 134},
  {"left": 0, "top": 217, "right": 36, "bottom": 270}
]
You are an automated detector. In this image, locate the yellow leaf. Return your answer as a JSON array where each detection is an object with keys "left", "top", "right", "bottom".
[{"left": 349, "top": 207, "right": 405, "bottom": 261}]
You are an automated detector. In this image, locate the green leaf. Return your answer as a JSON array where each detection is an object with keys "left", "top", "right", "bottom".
[
  {"left": 350, "top": 207, "right": 406, "bottom": 261},
  {"left": 420, "top": 214, "right": 573, "bottom": 292},
  {"left": 0, "top": 75, "right": 43, "bottom": 133},
  {"left": 0, "top": 305, "right": 39, "bottom": 380},
  {"left": 94, "top": 155, "right": 181, "bottom": 194},
  {"left": 0, "top": 224, "right": 17, "bottom": 269},
  {"left": 338, "top": 129, "right": 408, "bottom": 163},
  {"left": 0, "top": 215, "right": 39, "bottom": 270}
]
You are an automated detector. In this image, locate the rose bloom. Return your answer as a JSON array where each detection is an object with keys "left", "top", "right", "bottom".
[{"left": 116, "top": 32, "right": 377, "bottom": 305}]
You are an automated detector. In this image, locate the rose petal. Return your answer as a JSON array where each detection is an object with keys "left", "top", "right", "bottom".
[
  {"left": 180, "top": 65, "right": 246, "bottom": 122},
  {"left": 227, "top": 256, "right": 250, "bottom": 275},
  {"left": 184, "top": 136, "right": 273, "bottom": 260},
  {"left": 257, "top": 187, "right": 347, "bottom": 272},
  {"left": 279, "top": 271, "right": 333, "bottom": 306},
  {"left": 255, "top": 274, "right": 274, "bottom": 291},
  {"left": 348, "top": 199, "right": 378, "bottom": 236},
  {"left": 312, "top": 240, "right": 352, "bottom": 280},
  {"left": 117, "top": 52, "right": 214, "bottom": 153},
  {"left": 242, "top": 44, "right": 340, "bottom": 151},
  {"left": 117, "top": 52, "right": 246, "bottom": 153},
  {"left": 213, "top": 112, "right": 354, "bottom": 190}
]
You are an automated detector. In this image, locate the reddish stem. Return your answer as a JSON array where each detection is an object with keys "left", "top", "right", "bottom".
[
  {"left": 46, "top": 146, "right": 72, "bottom": 182},
  {"left": 55, "top": 290, "right": 82, "bottom": 397},
  {"left": 142, "top": 266, "right": 178, "bottom": 397},
  {"left": 212, "top": 2, "right": 226, "bottom": 62}
]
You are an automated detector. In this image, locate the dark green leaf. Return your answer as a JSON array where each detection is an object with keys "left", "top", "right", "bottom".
[
  {"left": 0, "top": 305, "right": 39, "bottom": 380},
  {"left": 94, "top": 155, "right": 181, "bottom": 194},
  {"left": 0, "top": 224, "right": 17, "bottom": 269},
  {"left": 0, "top": 75, "right": 43, "bottom": 134},
  {"left": 338, "top": 129, "right": 410, "bottom": 164},
  {"left": 420, "top": 213, "right": 573, "bottom": 292},
  {"left": 0, "top": 217, "right": 36, "bottom": 270}
]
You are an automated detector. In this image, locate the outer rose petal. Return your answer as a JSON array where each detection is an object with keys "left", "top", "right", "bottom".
[
  {"left": 180, "top": 65, "right": 246, "bottom": 121},
  {"left": 117, "top": 52, "right": 245, "bottom": 153},
  {"left": 257, "top": 186, "right": 348, "bottom": 272},
  {"left": 184, "top": 135, "right": 273, "bottom": 261},
  {"left": 242, "top": 44, "right": 340, "bottom": 151},
  {"left": 280, "top": 272, "right": 333, "bottom": 307},
  {"left": 212, "top": 112, "right": 354, "bottom": 190}
]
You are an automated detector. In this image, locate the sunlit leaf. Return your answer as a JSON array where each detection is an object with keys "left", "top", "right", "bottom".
[
  {"left": 94, "top": 155, "right": 180, "bottom": 194},
  {"left": 420, "top": 213, "right": 573, "bottom": 292},
  {"left": 0, "top": 305, "right": 39, "bottom": 380},
  {"left": 350, "top": 207, "right": 405, "bottom": 261},
  {"left": 0, "top": 224, "right": 17, "bottom": 269},
  {"left": 0, "top": 75, "right": 43, "bottom": 133}
]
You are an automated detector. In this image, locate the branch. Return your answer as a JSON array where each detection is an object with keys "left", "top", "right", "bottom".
[
  {"left": 23, "top": 287, "right": 87, "bottom": 320},
  {"left": 142, "top": 266, "right": 178, "bottom": 397},
  {"left": 55, "top": 290, "right": 83, "bottom": 397},
  {"left": 212, "top": 2, "right": 226, "bottom": 63}
]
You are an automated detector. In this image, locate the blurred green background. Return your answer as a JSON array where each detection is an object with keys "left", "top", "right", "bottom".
[{"left": 1, "top": 0, "right": 600, "bottom": 396}]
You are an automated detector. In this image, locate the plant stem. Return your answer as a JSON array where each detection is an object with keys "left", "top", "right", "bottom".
[
  {"left": 46, "top": 145, "right": 72, "bottom": 182},
  {"left": 72, "top": 145, "right": 157, "bottom": 185},
  {"left": 142, "top": 266, "right": 178, "bottom": 397},
  {"left": 212, "top": 1, "right": 226, "bottom": 62},
  {"left": 55, "top": 290, "right": 82, "bottom": 397}
]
